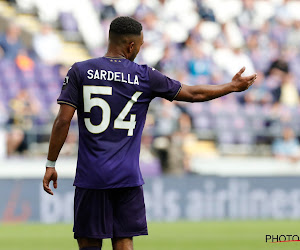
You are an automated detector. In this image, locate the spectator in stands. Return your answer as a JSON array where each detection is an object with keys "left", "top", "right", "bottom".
[
  {"left": 135, "top": 0, "right": 154, "bottom": 20},
  {"left": 0, "top": 23, "right": 23, "bottom": 60},
  {"left": 287, "top": 20, "right": 300, "bottom": 49},
  {"left": 275, "top": 0, "right": 294, "bottom": 26},
  {"left": 188, "top": 46, "right": 212, "bottom": 78},
  {"left": 15, "top": 50, "right": 35, "bottom": 71},
  {"left": 237, "top": 0, "right": 257, "bottom": 35},
  {"left": 153, "top": 99, "right": 181, "bottom": 137},
  {"left": 6, "top": 90, "right": 40, "bottom": 155},
  {"left": 6, "top": 127, "right": 24, "bottom": 156},
  {"left": 272, "top": 73, "right": 299, "bottom": 107},
  {"left": 272, "top": 127, "right": 300, "bottom": 163},
  {"left": 227, "top": 46, "right": 256, "bottom": 77},
  {"left": 100, "top": 1, "right": 117, "bottom": 20},
  {"left": 5, "top": 0, "right": 16, "bottom": 4},
  {"left": 0, "top": 101, "right": 8, "bottom": 126},
  {"left": 267, "top": 59, "right": 289, "bottom": 76},
  {"left": 156, "top": 46, "right": 186, "bottom": 77},
  {"left": 152, "top": 99, "right": 181, "bottom": 172},
  {"left": 33, "top": 24, "right": 62, "bottom": 64},
  {"left": 196, "top": 0, "right": 215, "bottom": 21}
]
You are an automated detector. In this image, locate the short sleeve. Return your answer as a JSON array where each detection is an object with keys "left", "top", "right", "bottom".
[
  {"left": 57, "top": 63, "right": 80, "bottom": 109},
  {"left": 148, "top": 67, "right": 182, "bottom": 101}
]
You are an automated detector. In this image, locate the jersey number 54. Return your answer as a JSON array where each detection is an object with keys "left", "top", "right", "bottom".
[{"left": 83, "top": 86, "right": 142, "bottom": 136}]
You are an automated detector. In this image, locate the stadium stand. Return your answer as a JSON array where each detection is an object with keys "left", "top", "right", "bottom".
[{"left": 1, "top": 0, "right": 300, "bottom": 173}]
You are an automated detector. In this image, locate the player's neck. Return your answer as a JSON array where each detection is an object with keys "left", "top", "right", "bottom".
[{"left": 105, "top": 48, "right": 127, "bottom": 60}]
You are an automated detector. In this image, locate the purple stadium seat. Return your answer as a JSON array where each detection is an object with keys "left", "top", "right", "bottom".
[
  {"left": 193, "top": 114, "right": 212, "bottom": 130},
  {"left": 217, "top": 130, "right": 235, "bottom": 144},
  {"left": 232, "top": 116, "right": 248, "bottom": 130},
  {"left": 236, "top": 130, "right": 255, "bottom": 144},
  {"left": 215, "top": 115, "right": 233, "bottom": 130}
]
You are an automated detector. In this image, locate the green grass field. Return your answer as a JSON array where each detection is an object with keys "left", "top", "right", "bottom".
[{"left": 0, "top": 221, "right": 299, "bottom": 250}]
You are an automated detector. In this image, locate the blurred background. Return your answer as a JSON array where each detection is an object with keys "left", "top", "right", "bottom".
[{"left": 1, "top": 0, "right": 300, "bottom": 249}]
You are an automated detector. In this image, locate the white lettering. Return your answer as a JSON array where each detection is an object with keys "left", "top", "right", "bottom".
[
  {"left": 185, "top": 191, "right": 204, "bottom": 220},
  {"left": 165, "top": 191, "right": 180, "bottom": 221},
  {"left": 87, "top": 69, "right": 93, "bottom": 79},
  {"left": 121, "top": 73, "right": 127, "bottom": 83},
  {"left": 134, "top": 75, "right": 139, "bottom": 85},
  {"left": 107, "top": 71, "right": 114, "bottom": 81},
  {"left": 290, "top": 190, "right": 300, "bottom": 218},
  {"left": 100, "top": 70, "right": 107, "bottom": 80},
  {"left": 115, "top": 72, "right": 121, "bottom": 82},
  {"left": 94, "top": 70, "right": 100, "bottom": 79},
  {"left": 270, "top": 190, "right": 287, "bottom": 219},
  {"left": 86, "top": 69, "right": 139, "bottom": 86},
  {"left": 128, "top": 74, "right": 134, "bottom": 84},
  {"left": 249, "top": 190, "right": 269, "bottom": 218}
]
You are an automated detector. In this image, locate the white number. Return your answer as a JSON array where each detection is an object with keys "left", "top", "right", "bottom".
[
  {"left": 84, "top": 86, "right": 112, "bottom": 134},
  {"left": 83, "top": 86, "right": 142, "bottom": 136},
  {"left": 114, "top": 91, "right": 142, "bottom": 136}
]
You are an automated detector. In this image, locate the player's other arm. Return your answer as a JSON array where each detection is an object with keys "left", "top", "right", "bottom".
[
  {"left": 43, "top": 104, "right": 75, "bottom": 195},
  {"left": 175, "top": 67, "right": 257, "bottom": 102}
]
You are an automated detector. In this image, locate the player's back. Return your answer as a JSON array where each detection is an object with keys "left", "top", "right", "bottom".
[{"left": 58, "top": 56, "right": 181, "bottom": 189}]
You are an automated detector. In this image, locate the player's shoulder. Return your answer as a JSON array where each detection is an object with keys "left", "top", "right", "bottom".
[
  {"left": 125, "top": 59, "right": 147, "bottom": 70},
  {"left": 123, "top": 60, "right": 152, "bottom": 80},
  {"left": 131, "top": 62, "right": 168, "bottom": 84},
  {"left": 132, "top": 61, "right": 161, "bottom": 75}
]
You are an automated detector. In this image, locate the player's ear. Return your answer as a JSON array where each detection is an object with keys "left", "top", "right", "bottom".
[{"left": 128, "top": 41, "right": 135, "bottom": 53}]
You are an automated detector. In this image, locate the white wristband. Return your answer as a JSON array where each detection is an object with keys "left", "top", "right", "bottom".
[{"left": 46, "top": 160, "right": 56, "bottom": 168}]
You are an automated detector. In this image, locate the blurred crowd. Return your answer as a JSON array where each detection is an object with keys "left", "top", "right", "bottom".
[{"left": 1, "top": 0, "right": 300, "bottom": 172}]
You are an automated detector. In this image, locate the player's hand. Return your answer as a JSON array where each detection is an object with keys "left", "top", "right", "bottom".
[
  {"left": 43, "top": 167, "right": 58, "bottom": 195},
  {"left": 230, "top": 67, "right": 257, "bottom": 92}
]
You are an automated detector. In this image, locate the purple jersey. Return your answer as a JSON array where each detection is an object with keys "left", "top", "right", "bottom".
[{"left": 57, "top": 57, "right": 182, "bottom": 189}]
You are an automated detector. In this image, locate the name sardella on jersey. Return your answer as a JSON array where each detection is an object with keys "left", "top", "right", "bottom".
[{"left": 57, "top": 57, "right": 182, "bottom": 189}]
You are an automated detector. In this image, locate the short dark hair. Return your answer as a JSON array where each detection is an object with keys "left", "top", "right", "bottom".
[{"left": 109, "top": 16, "right": 142, "bottom": 36}]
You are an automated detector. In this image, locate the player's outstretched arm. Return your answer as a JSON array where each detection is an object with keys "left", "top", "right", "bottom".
[
  {"left": 43, "top": 104, "right": 75, "bottom": 195},
  {"left": 174, "top": 67, "right": 257, "bottom": 102}
]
